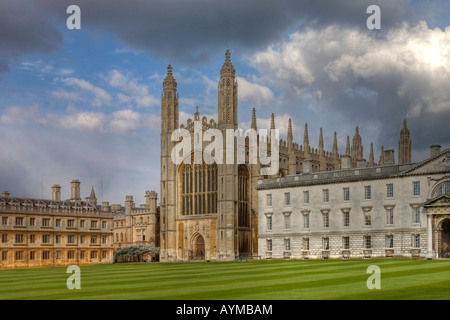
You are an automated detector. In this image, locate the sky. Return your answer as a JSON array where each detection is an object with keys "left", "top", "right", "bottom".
[{"left": 1, "top": 0, "right": 450, "bottom": 206}]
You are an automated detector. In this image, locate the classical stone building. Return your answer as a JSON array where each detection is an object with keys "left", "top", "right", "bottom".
[
  {"left": 257, "top": 145, "right": 450, "bottom": 260},
  {"left": 0, "top": 180, "right": 114, "bottom": 269},
  {"left": 159, "top": 50, "right": 400, "bottom": 262},
  {"left": 112, "top": 191, "right": 160, "bottom": 251}
]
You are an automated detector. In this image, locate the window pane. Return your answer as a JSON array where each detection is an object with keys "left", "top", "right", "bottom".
[
  {"left": 267, "top": 217, "right": 272, "bottom": 231},
  {"left": 365, "top": 186, "right": 371, "bottom": 199},
  {"left": 323, "top": 189, "right": 329, "bottom": 202},
  {"left": 413, "top": 181, "right": 420, "bottom": 196},
  {"left": 304, "top": 214, "right": 309, "bottom": 229},
  {"left": 387, "top": 184, "right": 393, "bottom": 198},
  {"left": 266, "top": 194, "right": 272, "bottom": 206},
  {"left": 343, "top": 187, "right": 350, "bottom": 201},
  {"left": 343, "top": 212, "right": 350, "bottom": 227},
  {"left": 285, "top": 192, "right": 290, "bottom": 205}
]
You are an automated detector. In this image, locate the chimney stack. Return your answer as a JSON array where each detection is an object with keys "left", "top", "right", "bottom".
[
  {"left": 341, "top": 155, "right": 351, "bottom": 169},
  {"left": 357, "top": 159, "right": 367, "bottom": 168},
  {"left": 384, "top": 149, "right": 395, "bottom": 165},
  {"left": 101, "top": 201, "right": 110, "bottom": 212},
  {"left": 302, "top": 159, "right": 313, "bottom": 173},
  {"left": 52, "top": 185, "right": 61, "bottom": 201},
  {"left": 430, "top": 145, "right": 441, "bottom": 158},
  {"left": 70, "top": 180, "right": 81, "bottom": 201},
  {"left": 1, "top": 191, "right": 10, "bottom": 198}
]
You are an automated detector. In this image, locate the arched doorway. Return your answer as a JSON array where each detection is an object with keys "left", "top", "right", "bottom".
[
  {"left": 441, "top": 219, "right": 450, "bottom": 258},
  {"left": 191, "top": 234, "right": 205, "bottom": 260}
]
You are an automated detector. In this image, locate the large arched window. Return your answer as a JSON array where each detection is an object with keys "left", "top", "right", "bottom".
[
  {"left": 179, "top": 159, "right": 217, "bottom": 216},
  {"left": 432, "top": 181, "right": 450, "bottom": 198},
  {"left": 238, "top": 165, "right": 251, "bottom": 255},
  {"left": 238, "top": 165, "right": 250, "bottom": 228}
]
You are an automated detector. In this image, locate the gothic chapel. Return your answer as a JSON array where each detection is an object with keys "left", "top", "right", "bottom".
[{"left": 159, "top": 50, "right": 412, "bottom": 262}]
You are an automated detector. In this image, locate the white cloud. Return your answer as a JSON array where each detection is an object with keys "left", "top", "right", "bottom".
[
  {"left": 49, "top": 111, "right": 106, "bottom": 132},
  {"left": 142, "top": 113, "right": 161, "bottom": 133},
  {"left": 0, "top": 104, "right": 47, "bottom": 126},
  {"left": 109, "top": 109, "right": 141, "bottom": 134},
  {"left": 113, "top": 48, "right": 140, "bottom": 55},
  {"left": 249, "top": 20, "right": 450, "bottom": 152},
  {"left": 236, "top": 76, "right": 274, "bottom": 106},
  {"left": 20, "top": 60, "right": 74, "bottom": 76},
  {"left": 109, "top": 109, "right": 160, "bottom": 134},
  {"left": 104, "top": 70, "right": 158, "bottom": 108},
  {"left": 50, "top": 90, "right": 82, "bottom": 101},
  {"left": 64, "top": 77, "right": 112, "bottom": 107},
  {"left": 252, "top": 21, "right": 450, "bottom": 116}
]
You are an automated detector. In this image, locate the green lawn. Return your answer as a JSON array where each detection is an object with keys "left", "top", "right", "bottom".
[{"left": 0, "top": 259, "right": 449, "bottom": 300}]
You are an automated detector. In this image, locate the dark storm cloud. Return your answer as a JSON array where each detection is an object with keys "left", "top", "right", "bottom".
[
  {"left": 0, "top": 0, "right": 63, "bottom": 75},
  {"left": 59, "top": 0, "right": 413, "bottom": 64},
  {"left": 0, "top": 0, "right": 413, "bottom": 72}
]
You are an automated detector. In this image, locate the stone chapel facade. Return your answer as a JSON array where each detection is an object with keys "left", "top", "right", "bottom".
[{"left": 159, "top": 50, "right": 411, "bottom": 262}]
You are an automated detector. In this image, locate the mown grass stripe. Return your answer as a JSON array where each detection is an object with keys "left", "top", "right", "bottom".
[{"left": 0, "top": 259, "right": 448, "bottom": 300}]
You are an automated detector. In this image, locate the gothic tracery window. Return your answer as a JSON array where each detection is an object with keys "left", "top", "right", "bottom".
[
  {"left": 238, "top": 165, "right": 249, "bottom": 228},
  {"left": 179, "top": 158, "right": 217, "bottom": 216}
]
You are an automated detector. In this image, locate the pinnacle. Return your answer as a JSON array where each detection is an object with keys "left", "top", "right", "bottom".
[
  {"left": 220, "top": 49, "right": 235, "bottom": 77},
  {"left": 251, "top": 107, "right": 257, "bottom": 130},
  {"left": 270, "top": 113, "right": 275, "bottom": 130}
]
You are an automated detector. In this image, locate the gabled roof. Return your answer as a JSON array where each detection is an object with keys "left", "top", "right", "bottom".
[{"left": 401, "top": 149, "right": 450, "bottom": 176}]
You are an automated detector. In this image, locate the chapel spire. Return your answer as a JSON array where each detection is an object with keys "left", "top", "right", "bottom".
[
  {"left": 251, "top": 107, "right": 257, "bottom": 130},
  {"left": 161, "top": 64, "right": 179, "bottom": 133},
  {"left": 287, "top": 118, "right": 293, "bottom": 150},
  {"left": 270, "top": 113, "right": 275, "bottom": 130},
  {"left": 332, "top": 132, "right": 340, "bottom": 169},
  {"left": 220, "top": 49, "right": 236, "bottom": 78},
  {"left": 319, "top": 128, "right": 326, "bottom": 171},
  {"left": 351, "top": 126, "right": 363, "bottom": 167},
  {"left": 288, "top": 118, "right": 296, "bottom": 175},
  {"left": 163, "top": 64, "right": 177, "bottom": 90},
  {"left": 379, "top": 145, "right": 385, "bottom": 165},
  {"left": 398, "top": 119, "right": 412, "bottom": 164},
  {"left": 218, "top": 49, "right": 238, "bottom": 130},
  {"left": 369, "top": 142, "right": 375, "bottom": 166},
  {"left": 303, "top": 123, "right": 310, "bottom": 160},
  {"left": 345, "top": 136, "right": 351, "bottom": 156}
]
